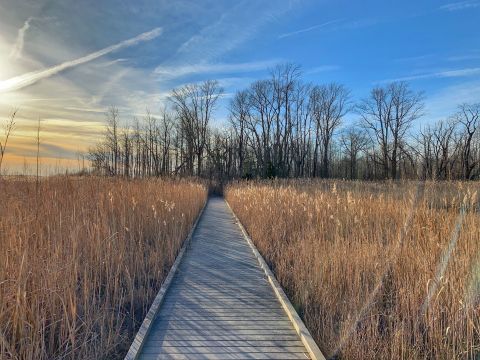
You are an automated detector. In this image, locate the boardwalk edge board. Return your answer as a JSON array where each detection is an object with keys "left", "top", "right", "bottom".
[
  {"left": 225, "top": 200, "right": 327, "bottom": 360},
  {"left": 124, "top": 200, "right": 208, "bottom": 360}
]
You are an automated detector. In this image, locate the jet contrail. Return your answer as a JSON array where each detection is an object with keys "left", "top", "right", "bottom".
[
  {"left": 9, "top": 17, "right": 33, "bottom": 60},
  {"left": 0, "top": 27, "right": 162, "bottom": 93}
]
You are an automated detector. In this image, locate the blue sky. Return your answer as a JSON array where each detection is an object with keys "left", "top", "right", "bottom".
[{"left": 0, "top": 0, "right": 479, "bottom": 171}]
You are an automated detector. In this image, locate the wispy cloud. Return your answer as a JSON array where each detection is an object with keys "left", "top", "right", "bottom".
[
  {"left": 394, "top": 54, "right": 435, "bottom": 63},
  {"left": 0, "top": 27, "right": 162, "bottom": 93},
  {"left": 95, "top": 58, "right": 129, "bottom": 67},
  {"left": 305, "top": 65, "right": 340, "bottom": 75},
  {"left": 176, "top": 3, "right": 260, "bottom": 62},
  {"left": 381, "top": 67, "right": 480, "bottom": 83},
  {"left": 9, "top": 17, "right": 33, "bottom": 60},
  {"left": 172, "top": 1, "right": 292, "bottom": 64},
  {"left": 439, "top": 1, "right": 480, "bottom": 11},
  {"left": 394, "top": 51, "right": 480, "bottom": 63},
  {"left": 278, "top": 17, "right": 382, "bottom": 39},
  {"left": 447, "top": 52, "right": 480, "bottom": 61},
  {"left": 91, "top": 68, "right": 131, "bottom": 105},
  {"left": 154, "top": 60, "right": 280, "bottom": 80},
  {"left": 425, "top": 80, "right": 480, "bottom": 122},
  {"left": 278, "top": 19, "right": 343, "bottom": 39}
]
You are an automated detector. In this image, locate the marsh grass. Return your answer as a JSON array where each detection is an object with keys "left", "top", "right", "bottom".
[
  {"left": 0, "top": 176, "right": 206, "bottom": 359},
  {"left": 226, "top": 180, "right": 480, "bottom": 359}
]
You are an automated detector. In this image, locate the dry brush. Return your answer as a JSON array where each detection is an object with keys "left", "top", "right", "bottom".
[
  {"left": 226, "top": 180, "right": 480, "bottom": 359},
  {"left": 0, "top": 177, "right": 206, "bottom": 359}
]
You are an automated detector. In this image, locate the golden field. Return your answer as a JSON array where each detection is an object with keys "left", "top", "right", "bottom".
[
  {"left": 0, "top": 177, "right": 206, "bottom": 359},
  {"left": 226, "top": 180, "right": 480, "bottom": 359}
]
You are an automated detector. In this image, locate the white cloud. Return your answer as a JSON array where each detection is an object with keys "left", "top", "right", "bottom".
[
  {"left": 154, "top": 60, "right": 280, "bottom": 80},
  {"left": 0, "top": 27, "right": 162, "bottom": 93},
  {"left": 172, "top": 1, "right": 292, "bottom": 63},
  {"left": 439, "top": 1, "right": 480, "bottom": 11},
  {"left": 380, "top": 67, "right": 480, "bottom": 83},
  {"left": 447, "top": 52, "right": 480, "bottom": 61},
  {"left": 305, "top": 65, "right": 340, "bottom": 75},
  {"left": 9, "top": 17, "right": 33, "bottom": 60},
  {"left": 278, "top": 17, "right": 381, "bottom": 39},
  {"left": 278, "top": 19, "right": 343, "bottom": 39},
  {"left": 424, "top": 80, "right": 480, "bottom": 124}
]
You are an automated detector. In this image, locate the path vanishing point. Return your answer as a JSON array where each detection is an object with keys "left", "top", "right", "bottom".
[{"left": 125, "top": 197, "right": 326, "bottom": 360}]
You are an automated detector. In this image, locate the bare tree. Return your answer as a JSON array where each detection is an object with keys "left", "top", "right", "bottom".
[
  {"left": 170, "top": 80, "right": 222, "bottom": 176},
  {"left": 388, "top": 82, "right": 424, "bottom": 179},
  {"left": 416, "top": 125, "right": 434, "bottom": 179},
  {"left": 310, "top": 83, "right": 350, "bottom": 178},
  {"left": 87, "top": 65, "right": 477, "bottom": 181},
  {"left": 455, "top": 103, "right": 480, "bottom": 179},
  {"left": 229, "top": 90, "right": 249, "bottom": 177},
  {"left": 36, "top": 117, "right": 41, "bottom": 192},
  {"left": 121, "top": 123, "right": 131, "bottom": 177},
  {"left": 290, "top": 82, "right": 312, "bottom": 177},
  {"left": 159, "top": 108, "right": 174, "bottom": 175},
  {"left": 341, "top": 126, "right": 369, "bottom": 179},
  {"left": 271, "top": 63, "right": 301, "bottom": 177},
  {"left": 105, "top": 106, "right": 120, "bottom": 176},
  {"left": 417, "top": 119, "right": 458, "bottom": 180},
  {"left": 0, "top": 109, "right": 17, "bottom": 174},
  {"left": 357, "top": 87, "right": 391, "bottom": 179},
  {"left": 358, "top": 82, "right": 423, "bottom": 179},
  {"left": 433, "top": 120, "right": 457, "bottom": 179},
  {"left": 250, "top": 79, "right": 278, "bottom": 177}
]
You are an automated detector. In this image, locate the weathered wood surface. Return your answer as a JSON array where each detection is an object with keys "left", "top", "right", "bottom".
[{"left": 136, "top": 197, "right": 313, "bottom": 360}]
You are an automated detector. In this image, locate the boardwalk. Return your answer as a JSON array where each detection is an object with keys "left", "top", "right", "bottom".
[{"left": 131, "top": 197, "right": 320, "bottom": 360}]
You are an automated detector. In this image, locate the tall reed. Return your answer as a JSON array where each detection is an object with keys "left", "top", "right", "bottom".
[
  {"left": 0, "top": 176, "right": 206, "bottom": 359},
  {"left": 226, "top": 180, "right": 480, "bottom": 359}
]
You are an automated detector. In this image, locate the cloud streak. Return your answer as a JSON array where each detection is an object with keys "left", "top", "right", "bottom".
[
  {"left": 278, "top": 18, "right": 381, "bottom": 39},
  {"left": 172, "top": 1, "right": 292, "bottom": 64},
  {"left": 0, "top": 27, "right": 162, "bottom": 93},
  {"left": 9, "top": 17, "right": 33, "bottom": 60},
  {"left": 278, "top": 19, "right": 343, "bottom": 39},
  {"left": 381, "top": 67, "right": 480, "bottom": 82},
  {"left": 439, "top": 1, "right": 480, "bottom": 11},
  {"left": 305, "top": 65, "right": 340, "bottom": 74},
  {"left": 154, "top": 60, "right": 280, "bottom": 80}
]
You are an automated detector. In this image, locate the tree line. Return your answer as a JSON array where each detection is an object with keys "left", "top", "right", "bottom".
[{"left": 89, "top": 63, "right": 480, "bottom": 180}]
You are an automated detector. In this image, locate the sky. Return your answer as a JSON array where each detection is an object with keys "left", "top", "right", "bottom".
[{"left": 0, "top": 0, "right": 479, "bottom": 173}]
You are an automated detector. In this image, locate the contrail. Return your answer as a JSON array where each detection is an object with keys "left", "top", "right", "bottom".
[
  {"left": 0, "top": 27, "right": 162, "bottom": 93},
  {"left": 278, "top": 19, "right": 344, "bottom": 39},
  {"left": 9, "top": 17, "right": 33, "bottom": 60}
]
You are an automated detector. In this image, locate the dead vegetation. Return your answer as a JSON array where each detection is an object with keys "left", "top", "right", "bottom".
[
  {"left": 0, "top": 177, "right": 206, "bottom": 359},
  {"left": 226, "top": 180, "right": 480, "bottom": 359}
]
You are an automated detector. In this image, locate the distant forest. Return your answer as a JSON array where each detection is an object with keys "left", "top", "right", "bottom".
[{"left": 88, "top": 63, "right": 480, "bottom": 181}]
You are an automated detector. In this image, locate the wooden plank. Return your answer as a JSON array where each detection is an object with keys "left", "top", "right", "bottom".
[
  {"left": 152, "top": 324, "right": 296, "bottom": 331},
  {"left": 140, "top": 353, "right": 309, "bottom": 360},
  {"left": 157, "top": 305, "right": 285, "bottom": 311},
  {"left": 155, "top": 315, "right": 288, "bottom": 321},
  {"left": 140, "top": 340, "right": 305, "bottom": 347},
  {"left": 141, "top": 346, "right": 308, "bottom": 354},
  {"left": 147, "top": 334, "right": 301, "bottom": 341}
]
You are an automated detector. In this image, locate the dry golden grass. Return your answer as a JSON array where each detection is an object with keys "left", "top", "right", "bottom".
[
  {"left": 0, "top": 176, "right": 206, "bottom": 359},
  {"left": 226, "top": 180, "right": 480, "bottom": 359}
]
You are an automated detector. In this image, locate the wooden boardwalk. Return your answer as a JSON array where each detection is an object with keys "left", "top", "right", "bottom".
[{"left": 129, "top": 197, "right": 323, "bottom": 360}]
